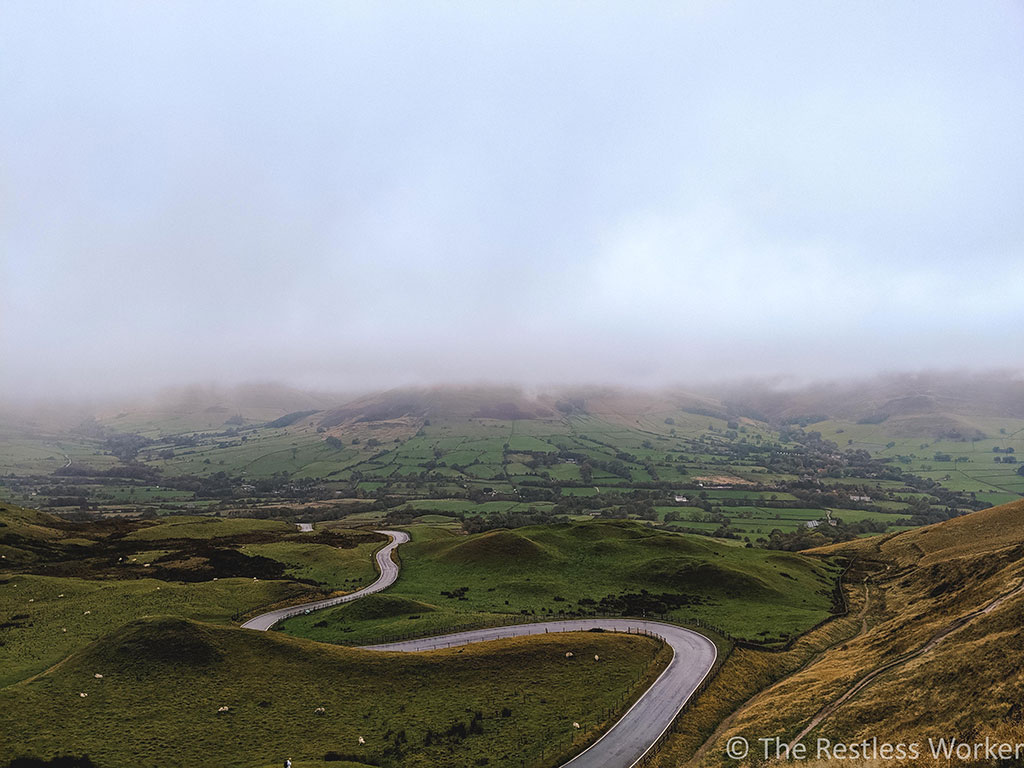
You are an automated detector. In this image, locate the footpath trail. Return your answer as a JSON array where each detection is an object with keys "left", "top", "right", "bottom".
[
  {"left": 787, "top": 579, "right": 1024, "bottom": 748},
  {"left": 242, "top": 529, "right": 717, "bottom": 768}
]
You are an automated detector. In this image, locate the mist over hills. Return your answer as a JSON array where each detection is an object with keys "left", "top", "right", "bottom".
[{"left": 9, "top": 370, "right": 1019, "bottom": 442}]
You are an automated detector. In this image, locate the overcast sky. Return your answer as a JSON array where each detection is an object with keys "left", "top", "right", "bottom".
[{"left": 2, "top": 1, "right": 1022, "bottom": 399}]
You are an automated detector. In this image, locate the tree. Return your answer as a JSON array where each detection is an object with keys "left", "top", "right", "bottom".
[{"left": 325, "top": 436, "right": 343, "bottom": 449}]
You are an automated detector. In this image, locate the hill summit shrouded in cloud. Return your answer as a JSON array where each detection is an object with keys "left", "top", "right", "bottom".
[{"left": 3, "top": 2, "right": 1023, "bottom": 398}]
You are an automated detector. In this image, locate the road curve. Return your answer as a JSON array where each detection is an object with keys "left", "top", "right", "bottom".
[
  {"left": 241, "top": 529, "right": 409, "bottom": 631},
  {"left": 366, "top": 619, "right": 717, "bottom": 768},
  {"left": 241, "top": 529, "right": 717, "bottom": 768}
]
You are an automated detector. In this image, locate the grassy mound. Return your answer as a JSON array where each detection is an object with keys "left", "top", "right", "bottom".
[
  {"left": 332, "top": 594, "right": 437, "bottom": 622},
  {"left": 0, "top": 617, "right": 668, "bottom": 768},
  {"left": 437, "top": 529, "right": 550, "bottom": 565},
  {"left": 645, "top": 557, "right": 772, "bottom": 597},
  {"left": 101, "top": 616, "right": 224, "bottom": 667}
]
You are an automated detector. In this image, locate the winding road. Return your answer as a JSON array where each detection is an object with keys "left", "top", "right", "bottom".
[
  {"left": 241, "top": 529, "right": 409, "bottom": 631},
  {"left": 242, "top": 529, "right": 717, "bottom": 768}
]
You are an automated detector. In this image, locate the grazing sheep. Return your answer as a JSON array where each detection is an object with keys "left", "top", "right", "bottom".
[
  {"left": 79, "top": 693, "right": 88, "bottom": 698},
  {"left": 358, "top": 736, "right": 365, "bottom": 745},
  {"left": 83, "top": 610, "right": 91, "bottom": 615},
  {"left": 314, "top": 707, "right": 326, "bottom": 715},
  {"left": 565, "top": 652, "right": 573, "bottom": 658},
  {"left": 594, "top": 655, "right": 600, "bottom": 662},
  {"left": 94, "top": 673, "right": 103, "bottom": 679},
  {"left": 218, "top": 706, "right": 230, "bottom": 713},
  {"left": 573, "top": 722, "right": 580, "bottom": 729},
  {"left": 62, "top": 628, "right": 67, "bottom": 633}
]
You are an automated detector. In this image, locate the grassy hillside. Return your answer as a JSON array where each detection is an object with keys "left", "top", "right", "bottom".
[
  {"left": 281, "top": 520, "right": 841, "bottom": 645},
  {"left": 670, "top": 499, "right": 1024, "bottom": 767},
  {"left": 0, "top": 506, "right": 385, "bottom": 686},
  {"left": 0, "top": 616, "right": 668, "bottom": 768}
]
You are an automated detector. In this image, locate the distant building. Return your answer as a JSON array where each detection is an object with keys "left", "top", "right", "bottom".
[
  {"left": 804, "top": 520, "right": 821, "bottom": 529},
  {"left": 849, "top": 494, "right": 871, "bottom": 502},
  {"left": 673, "top": 495, "right": 689, "bottom": 503}
]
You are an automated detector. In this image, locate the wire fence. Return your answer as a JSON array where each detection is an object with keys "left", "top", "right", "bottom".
[{"left": 351, "top": 611, "right": 734, "bottom": 649}]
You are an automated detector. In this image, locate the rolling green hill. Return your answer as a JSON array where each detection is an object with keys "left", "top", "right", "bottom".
[
  {"left": 0, "top": 505, "right": 383, "bottom": 686},
  {"left": 281, "top": 520, "right": 841, "bottom": 646}
]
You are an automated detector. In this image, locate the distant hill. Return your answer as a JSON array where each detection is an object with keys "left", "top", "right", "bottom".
[
  {"left": 8, "top": 371, "right": 1022, "bottom": 441},
  {"left": 316, "top": 384, "right": 727, "bottom": 429},
  {"left": 713, "top": 370, "right": 1024, "bottom": 438}
]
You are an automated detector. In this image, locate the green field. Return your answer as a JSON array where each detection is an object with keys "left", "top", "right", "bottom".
[
  {"left": 0, "top": 573, "right": 308, "bottom": 687},
  {"left": 282, "top": 521, "right": 840, "bottom": 646},
  {"left": 0, "top": 616, "right": 667, "bottom": 768},
  {"left": 0, "top": 508, "right": 386, "bottom": 686}
]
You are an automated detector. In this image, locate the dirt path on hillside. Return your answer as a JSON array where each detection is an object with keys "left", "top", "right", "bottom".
[{"left": 786, "top": 579, "right": 1024, "bottom": 749}]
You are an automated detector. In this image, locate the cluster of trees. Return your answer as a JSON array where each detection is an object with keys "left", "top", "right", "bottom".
[
  {"left": 580, "top": 589, "right": 704, "bottom": 616},
  {"left": 462, "top": 507, "right": 565, "bottom": 533},
  {"left": 760, "top": 518, "right": 889, "bottom": 551}
]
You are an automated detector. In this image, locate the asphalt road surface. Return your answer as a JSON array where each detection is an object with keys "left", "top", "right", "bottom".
[
  {"left": 241, "top": 529, "right": 716, "bottom": 768},
  {"left": 366, "top": 619, "right": 717, "bottom": 768},
  {"left": 240, "top": 529, "right": 409, "bottom": 631}
]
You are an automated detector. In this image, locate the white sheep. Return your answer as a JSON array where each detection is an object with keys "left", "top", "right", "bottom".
[
  {"left": 594, "top": 655, "right": 600, "bottom": 662},
  {"left": 94, "top": 673, "right": 103, "bottom": 679},
  {"left": 83, "top": 610, "right": 91, "bottom": 615},
  {"left": 79, "top": 692, "right": 88, "bottom": 698},
  {"left": 573, "top": 722, "right": 580, "bottom": 729},
  {"left": 358, "top": 736, "right": 365, "bottom": 745},
  {"left": 314, "top": 707, "right": 326, "bottom": 715},
  {"left": 565, "top": 652, "right": 573, "bottom": 658},
  {"left": 217, "top": 706, "right": 230, "bottom": 713}
]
